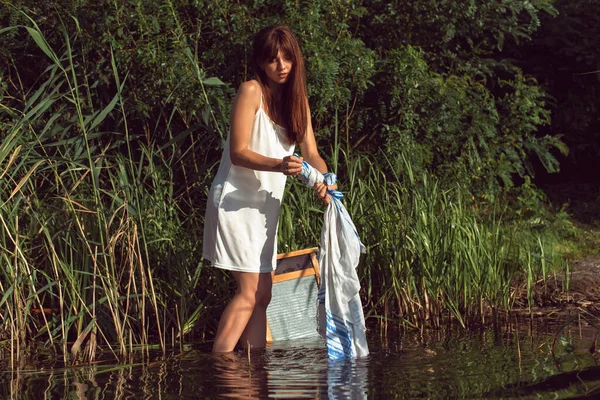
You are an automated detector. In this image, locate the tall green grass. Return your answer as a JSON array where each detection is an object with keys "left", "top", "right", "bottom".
[
  {"left": 0, "top": 16, "right": 569, "bottom": 367},
  {"left": 0, "top": 16, "right": 222, "bottom": 367},
  {"left": 280, "top": 148, "right": 569, "bottom": 329}
]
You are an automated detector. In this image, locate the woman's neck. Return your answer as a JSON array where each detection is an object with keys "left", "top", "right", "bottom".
[{"left": 267, "top": 81, "right": 283, "bottom": 100}]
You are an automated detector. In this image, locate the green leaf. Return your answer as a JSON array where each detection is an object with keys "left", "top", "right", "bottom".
[
  {"left": 89, "top": 76, "right": 127, "bottom": 131},
  {"left": 203, "top": 77, "right": 225, "bottom": 86},
  {"left": 158, "top": 124, "right": 202, "bottom": 152},
  {"left": 0, "top": 26, "right": 17, "bottom": 35},
  {"left": 25, "top": 27, "right": 58, "bottom": 64}
]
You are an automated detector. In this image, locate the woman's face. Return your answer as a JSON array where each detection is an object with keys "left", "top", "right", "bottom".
[{"left": 262, "top": 50, "right": 293, "bottom": 85}]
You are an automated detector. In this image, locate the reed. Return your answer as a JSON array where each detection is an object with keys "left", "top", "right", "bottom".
[
  {"left": 279, "top": 141, "right": 568, "bottom": 330},
  {"left": 0, "top": 15, "right": 569, "bottom": 366},
  {"left": 0, "top": 16, "right": 216, "bottom": 365}
]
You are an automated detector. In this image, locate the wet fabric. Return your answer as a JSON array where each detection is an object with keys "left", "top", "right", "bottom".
[{"left": 297, "top": 162, "right": 369, "bottom": 360}]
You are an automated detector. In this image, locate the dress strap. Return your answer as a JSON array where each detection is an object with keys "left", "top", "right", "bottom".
[{"left": 259, "top": 89, "right": 263, "bottom": 110}]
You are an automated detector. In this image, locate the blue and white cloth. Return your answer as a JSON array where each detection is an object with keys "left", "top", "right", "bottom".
[{"left": 297, "top": 159, "right": 369, "bottom": 360}]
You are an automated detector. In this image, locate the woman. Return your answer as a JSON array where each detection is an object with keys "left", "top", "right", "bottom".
[{"left": 203, "top": 24, "right": 331, "bottom": 353}]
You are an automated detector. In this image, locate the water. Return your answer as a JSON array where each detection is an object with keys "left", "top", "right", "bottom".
[{"left": 2, "top": 316, "right": 600, "bottom": 399}]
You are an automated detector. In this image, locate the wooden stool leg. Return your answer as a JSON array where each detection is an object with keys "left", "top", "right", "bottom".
[
  {"left": 266, "top": 319, "right": 273, "bottom": 343},
  {"left": 310, "top": 251, "right": 321, "bottom": 288}
]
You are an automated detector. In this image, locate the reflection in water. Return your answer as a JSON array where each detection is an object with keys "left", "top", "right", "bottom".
[
  {"left": 211, "top": 352, "right": 270, "bottom": 398},
  {"left": 2, "top": 319, "right": 600, "bottom": 398},
  {"left": 325, "top": 357, "right": 369, "bottom": 399},
  {"left": 207, "top": 338, "right": 368, "bottom": 398}
]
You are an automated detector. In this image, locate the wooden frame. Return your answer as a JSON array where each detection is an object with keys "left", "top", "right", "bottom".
[{"left": 266, "top": 247, "right": 321, "bottom": 343}]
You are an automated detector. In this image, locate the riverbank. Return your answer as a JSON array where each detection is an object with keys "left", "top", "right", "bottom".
[
  {"left": 526, "top": 254, "right": 600, "bottom": 316},
  {"left": 532, "top": 182, "right": 600, "bottom": 315}
]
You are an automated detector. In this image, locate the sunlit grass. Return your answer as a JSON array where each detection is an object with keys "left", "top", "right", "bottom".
[
  {"left": 0, "top": 14, "right": 572, "bottom": 367},
  {"left": 279, "top": 144, "right": 570, "bottom": 330},
  {"left": 0, "top": 16, "right": 216, "bottom": 367}
]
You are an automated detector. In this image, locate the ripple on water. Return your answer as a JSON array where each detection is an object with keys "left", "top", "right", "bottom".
[{"left": 2, "top": 318, "right": 600, "bottom": 398}]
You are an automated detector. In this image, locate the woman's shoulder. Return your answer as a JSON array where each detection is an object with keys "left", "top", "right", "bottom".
[
  {"left": 237, "top": 80, "right": 262, "bottom": 97},
  {"left": 235, "top": 80, "right": 262, "bottom": 109}
]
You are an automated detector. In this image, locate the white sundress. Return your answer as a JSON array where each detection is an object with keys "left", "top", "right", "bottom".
[{"left": 202, "top": 90, "right": 295, "bottom": 273}]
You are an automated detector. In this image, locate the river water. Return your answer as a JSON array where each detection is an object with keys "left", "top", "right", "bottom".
[{"left": 2, "top": 315, "right": 599, "bottom": 399}]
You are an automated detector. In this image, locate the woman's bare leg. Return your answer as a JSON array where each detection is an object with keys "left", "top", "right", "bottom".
[
  {"left": 212, "top": 271, "right": 273, "bottom": 353},
  {"left": 239, "top": 271, "right": 274, "bottom": 349}
]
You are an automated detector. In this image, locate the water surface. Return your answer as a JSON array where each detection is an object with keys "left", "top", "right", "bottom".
[{"left": 2, "top": 316, "right": 599, "bottom": 398}]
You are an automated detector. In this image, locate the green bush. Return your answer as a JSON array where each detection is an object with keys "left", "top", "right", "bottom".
[{"left": 0, "top": 0, "right": 577, "bottom": 361}]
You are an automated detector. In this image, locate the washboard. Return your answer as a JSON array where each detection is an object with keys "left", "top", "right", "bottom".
[{"left": 266, "top": 247, "right": 321, "bottom": 342}]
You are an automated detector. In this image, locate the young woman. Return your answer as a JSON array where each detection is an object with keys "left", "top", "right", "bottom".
[{"left": 203, "top": 24, "right": 332, "bottom": 353}]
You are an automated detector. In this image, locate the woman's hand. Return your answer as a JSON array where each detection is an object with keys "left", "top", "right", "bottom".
[
  {"left": 313, "top": 182, "right": 337, "bottom": 205},
  {"left": 281, "top": 154, "right": 303, "bottom": 176}
]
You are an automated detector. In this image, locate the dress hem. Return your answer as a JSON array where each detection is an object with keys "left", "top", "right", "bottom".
[{"left": 203, "top": 256, "right": 276, "bottom": 274}]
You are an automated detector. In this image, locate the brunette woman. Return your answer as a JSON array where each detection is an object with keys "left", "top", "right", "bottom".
[{"left": 203, "top": 24, "right": 331, "bottom": 353}]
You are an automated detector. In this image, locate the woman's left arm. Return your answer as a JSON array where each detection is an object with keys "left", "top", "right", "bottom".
[
  {"left": 299, "top": 107, "right": 334, "bottom": 203},
  {"left": 298, "top": 106, "right": 327, "bottom": 174}
]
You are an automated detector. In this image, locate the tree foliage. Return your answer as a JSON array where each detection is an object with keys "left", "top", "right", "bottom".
[
  {"left": 0, "top": 0, "right": 567, "bottom": 197},
  {"left": 507, "top": 0, "right": 600, "bottom": 178},
  {"left": 0, "top": 0, "right": 587, "bottom": 350}
]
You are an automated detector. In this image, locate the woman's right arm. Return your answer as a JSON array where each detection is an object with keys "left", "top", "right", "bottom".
[{"left": 229, "top": 81, "right": 302, "bottom": 175}]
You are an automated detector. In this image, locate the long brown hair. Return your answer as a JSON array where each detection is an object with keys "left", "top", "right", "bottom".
[{"left": 252, "top": 24, "right": 308, "bottom": 144}]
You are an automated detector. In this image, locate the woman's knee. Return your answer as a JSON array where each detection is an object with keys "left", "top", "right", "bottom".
[
  {"left": 255, "top": 272, "right": 273, "bottom": 308},
  {"left": 235, "top": 284, "right": 271, "bottom": 308},
  {"left": 254, "top": 287, "right": 272, "bottom": 308},
  {"left": 233, "top": 271, "right": 272, "bottom": 308}
]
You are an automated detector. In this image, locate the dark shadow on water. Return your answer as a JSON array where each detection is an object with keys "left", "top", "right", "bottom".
[{"left": 484, "top": 365, "right": 600, "bottom": 398}]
